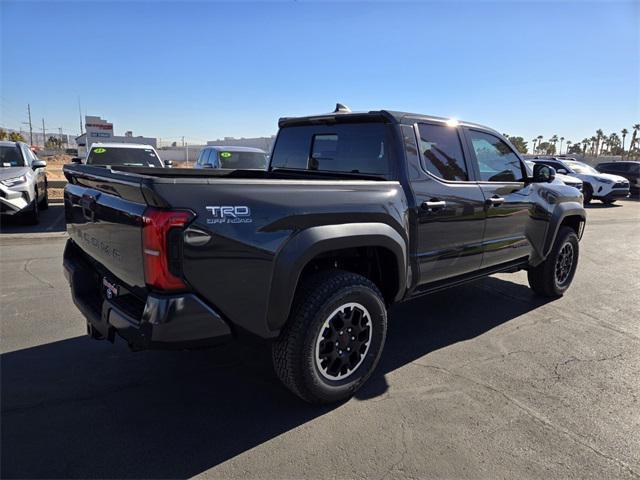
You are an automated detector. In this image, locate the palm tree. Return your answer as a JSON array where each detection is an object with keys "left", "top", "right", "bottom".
[
  {"left": 621, "top": 128, "right": 629, "bottom": 154},
  {"left": 590, "top": 136, "right": 597, "bottom": 155},
  {"left": 550, "top": 135, "right": 559, "bottom": 154},
  {"left": 532, "top": 138, "right": 538, "bottom": 153},
  {"left": 582, "top": 138, "right": 589, "bottom": 154},
  {"left": 566, "top": 140, "right": 572, "bottom": 153},
  {"left": 536, "top": 135, "right": 543, "bottom": 154},
  {"left": 559, "top": 136, "right": 565, "bottom": 154},
  {"left": 629, "top": 124, "right": 640, "bottom": 157},
  {"left": 595, "top": 129, "right": 604, "bottom": 156}
]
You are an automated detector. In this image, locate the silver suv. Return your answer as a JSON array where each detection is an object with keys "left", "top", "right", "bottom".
[{"left": 0, "top": 141, "right": 48, "bottom": 224}]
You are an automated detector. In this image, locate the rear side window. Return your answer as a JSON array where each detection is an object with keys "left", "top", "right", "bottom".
[
  {"left": 417, "top": 123, "right": 468, "bottom": 181},
  {"left": 271, "top": 123, "right": 391, "bottom": 176},
  {"left": 467, "top": 130, "right": 524, "bottom": 182},
  {"left": 87, "top": 147, "right": 163, "bottom": 167}
]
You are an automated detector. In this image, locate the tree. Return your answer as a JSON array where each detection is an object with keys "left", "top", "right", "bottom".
[
  {"left": 590, "top": 136, "right": 598, "bottom": 155},
  {"left": 531, "top": 138, "right": 537, "bottom": 152},
  {"left": 0, "top": 128, "right": 7, "bottom": 141},
  {"left": 595, "top": 129, "right": 604, "bottom": 156},
  {"left": 537, "top": 141, "right": 555, "bottom": 155},
  {"left": 568, "top": 143, "right": 582, "bottom": 154},
  {"left": 536, "top": 135, "right": 543, "bottom": 153},
  {"left": 628, "top": 124, "right": 640, "bottom": 157},
  {"left": 559, "top": 136, "right": 565, "bottom": 154},
  {"left": 621, "top": 128, "right": 629, "bottom": 153},
  {"left": 8, "top": 131, "right": 25, "bottom": 142},
  {"left": 566, "top": 140, "right": 572, "bottom": 153},
  {"left": 45, "top": 136, "right": 63, "bottom": 149},
  {"left": 505, "top": 136, "right": 528, "bottom": 154},
  {"left": 550, "top": 135, "right": 559, "bottom": 153},
  {"left": 582, "top": 138, "right": 589, "bottom": 154}
]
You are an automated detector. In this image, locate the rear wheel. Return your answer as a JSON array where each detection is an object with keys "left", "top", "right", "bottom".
[
  {"left": 272, "top": 270, "right": 387, "bottom": 404},
  {"left": 601, "top": 198, "right": 616, "bottom": 205},
  {"left": 528, "top": 226, "right": 579, "bottom": 297}
]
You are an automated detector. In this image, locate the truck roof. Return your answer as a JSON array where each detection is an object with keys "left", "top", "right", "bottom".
[
  {"left": 89, "top": 142, "right": 156, "bottom": 150},
  {"left": 278, "top": 109, "right": 496, "bottom": 134},
  {"left": 202, "top": 145, "right": 267, "bottom": 153}
]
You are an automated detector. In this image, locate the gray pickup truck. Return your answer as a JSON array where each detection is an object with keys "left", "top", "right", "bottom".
[{"left": 63, "top": 107, "right": 586, "bottom": 403}]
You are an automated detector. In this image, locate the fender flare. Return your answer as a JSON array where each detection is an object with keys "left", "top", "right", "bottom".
[
  {"left": 266, "top": 222, "right": 407, "bottom": 332},
  {"left": 541, "top": 202, "right": 585, "bottom": 259}
]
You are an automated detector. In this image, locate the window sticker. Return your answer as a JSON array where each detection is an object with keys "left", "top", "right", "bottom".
[
  {"left": 220, "top": 152, "right": 232, "bottom": 158},
  {"left": 93, "top": 148, "right": 106, "bottom": 154}
]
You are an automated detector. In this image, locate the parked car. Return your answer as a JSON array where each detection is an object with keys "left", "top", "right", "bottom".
[
  {"left": 525, "top": 160, "right": 583, "bottom": 192},
  {"left": 62, "top": 107, "right": 586, "bottom": 404},
  {"left": 194, "top": 146, "right": 268, "bottom": 170},
  {"left": 596, "top": 161, "right": 640, "bottom": 193},
  {"left": 72, "top": 143, "right": 172, "bottom": 168},
  {"left": 533, "top": 157, "right": 629, "bottom": 204},
  {"left": 0, "top": 141, "right": 48, "bottom": 224}
]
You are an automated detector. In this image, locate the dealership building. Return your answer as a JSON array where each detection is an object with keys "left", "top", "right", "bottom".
[{"left": 75, "top": 115, "right": 157, "bottom": 156}]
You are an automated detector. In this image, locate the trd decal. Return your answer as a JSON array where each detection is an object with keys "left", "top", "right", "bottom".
[{"left": 205, "top": 206, "right": 252, "bottom": 224}]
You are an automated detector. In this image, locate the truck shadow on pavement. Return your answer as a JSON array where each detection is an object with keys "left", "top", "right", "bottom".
[{"left": 1, "top": 277, "right": 551, "bottom": 479}]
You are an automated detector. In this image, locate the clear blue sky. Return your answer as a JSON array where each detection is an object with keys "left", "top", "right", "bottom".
[{"left": 1, "top": 1, "right": 638, "bottom": 146}]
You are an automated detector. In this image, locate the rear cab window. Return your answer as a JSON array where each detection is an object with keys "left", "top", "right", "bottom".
[
  {"left": 270, "top": 123, "right": 393, "bottom": 177},
  {"left": 87, "top": 147, "right": 163, "bottom": 167},
  {"left": 417, "top": 123, "right": 469, "bottom": 181},
  {"left": 217, "top": 150, "right": 267, "bottom": 169}
]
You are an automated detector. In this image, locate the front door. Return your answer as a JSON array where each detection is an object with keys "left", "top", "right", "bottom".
[
  {"left": 463, "top": 128, "right": 533, "bottom": 268},
  {"left": 411, "top": 122, "right": 486, "bottom": 285}
]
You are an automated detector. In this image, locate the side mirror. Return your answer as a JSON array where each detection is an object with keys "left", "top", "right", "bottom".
[
  {"left": 533, "top": 164, "right": 556, "bottom": 183},
  {"left": 164, "top": 160, "right": 173, "bottom": 168},
  {"left": 32, "top": 159, "right": 47, "bottom": 169},
  {"left": 71, "top": 157, "right": 82, "bottom": 164}
]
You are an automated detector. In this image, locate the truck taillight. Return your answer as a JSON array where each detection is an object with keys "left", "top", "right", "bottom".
[{"left": 142, "top": 208, "right": 193, "bottom": 291}]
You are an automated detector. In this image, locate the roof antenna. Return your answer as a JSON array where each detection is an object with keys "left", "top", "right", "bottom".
[{"left": 334, "top": 103, "right": 351, "bottom": 113}]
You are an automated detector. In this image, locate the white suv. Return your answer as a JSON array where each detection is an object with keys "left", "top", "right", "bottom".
[{"left": 534, "top": 158, "right": 629, "bottom": 204}]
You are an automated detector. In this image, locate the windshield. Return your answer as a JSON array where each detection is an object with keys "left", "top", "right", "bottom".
[
  {"left": 0, "top": 145, "right": 26, "bottom": 167},
  {"left": 218, "top": 151, "right": 267, "bottom": 169},
  {"left": 86, "top": 146, "right": 163, "bottom": 167},
  {"left": 562, "top": 161, "right": 597, "bottom": 175}
]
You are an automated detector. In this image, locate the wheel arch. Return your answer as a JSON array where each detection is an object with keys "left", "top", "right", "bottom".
[
  {"left": 266, "top": 223, "right": 407, "bottom": 333},
  {"left": 542, "top": 203, "right": 585, "bottom": 259}
]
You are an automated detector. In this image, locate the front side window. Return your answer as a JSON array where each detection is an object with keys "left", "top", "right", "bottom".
[
  {"left": 562, "top": 161, "right": 598, "bottom": 175},
  {"left": 468, "top": 130, "right": 524, "bottom": 182},
  {"left": 271, "top": 123, "right": 391, "bottom": 176},
  {"left": 86, "top": 147, "right": 163, "bottom": 167},
  {"left": 418, "top": 123, "right": 468, "bottom": 181}
]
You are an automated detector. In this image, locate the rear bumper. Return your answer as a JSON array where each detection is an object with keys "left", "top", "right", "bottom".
[{"left": 63, "top": 240, "right": 232, "bottom": 350}]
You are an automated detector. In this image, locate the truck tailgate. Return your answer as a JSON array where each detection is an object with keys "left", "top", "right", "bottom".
[{"left": 64, "top": 172, "right": 148, "bottom": 290}]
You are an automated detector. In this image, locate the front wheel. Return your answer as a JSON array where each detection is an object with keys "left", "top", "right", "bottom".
[
  {"left": 601, "top": 198, "right": 616, "bottom": 205},
  {"left": 582, "top": 184, "right": 593, "bottom": 205},
  {"left": 528, "top": 226, "right": 579, "bottom": 297},
  {"left": 24, "top": 191, "right": 40, "bottom": 225},
  {"left": 272, "top": 270, "right": 387, "bottom": 404}
]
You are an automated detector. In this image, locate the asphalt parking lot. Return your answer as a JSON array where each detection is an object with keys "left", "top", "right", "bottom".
[{"left": 1, "top": 199, "right": 639, "bottom": 479}]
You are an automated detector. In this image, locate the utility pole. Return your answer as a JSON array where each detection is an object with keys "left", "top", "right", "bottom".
[
  {"left": 78, "top": 97, "right": 84, "bottom": 135},
  {"left": 27, "top": 104, "right": 33, "bottom": 146}
]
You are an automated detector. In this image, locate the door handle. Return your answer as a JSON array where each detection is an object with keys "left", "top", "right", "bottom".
[
  {"left": 421, "top": 200, "right": 447, "bottom": 212},
  {"left": 487, "top": 196, "right": 505, "bottom": 207}
]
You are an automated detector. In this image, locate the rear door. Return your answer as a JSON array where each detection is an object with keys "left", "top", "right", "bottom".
[
  {"left": 463, "top": 128, "right": 533, "bottom": 268},
  {"left": 408, "top": 122, "right": 486, "bottom": 284}
]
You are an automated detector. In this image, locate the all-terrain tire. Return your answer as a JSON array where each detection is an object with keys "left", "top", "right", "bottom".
[
  {"left": 272, "top": 270, "right": 387, "bottom": 404},
  {"left": 528, "top": 226, "right": 579, "bottom": 297}
]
